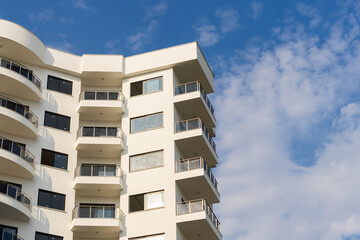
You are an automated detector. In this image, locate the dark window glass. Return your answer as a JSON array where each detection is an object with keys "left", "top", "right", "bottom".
[
  {"left": 82, "top": 127, "right": 93, "bottom": 136},
  {"left": 20, "top": 68, "right": 29, "bottom": 78},
  {"left": 129, "top": 194, "right": 144, "bottom": 212},
  {"left": 11, "top": 63, "right": 20, "bottom": 73},
  {"left": 0, "top": 224, "right": 18, "bottom": 239},
  {"left": 44, "top": 111, "right": 70, "bottom": 132},
  {"left": 35, "top": 232, "right": 63, "bottom": 240},
  {"left": 94, "top": 127, "right": 106, "bottom": 137},
  {"left": 84, "top": 91, "right": 95, "bottom": 100},
  {"left": 96, "top": 92, "right": 107, "bottom": 100},
  {"left": 2, "top": 139, "right": 12, "bottom": 151},
  {"left": 47, "top": 75, "right": 72, "bottom": 95},
  {"left": 41, "top": 149, "right": 68, "bottom": 170},
  {"left": 80, "top": 165, "right": 91, "bottom": 176},
  {"left": 1, "top": 59, "right": 10, "bottom": 68},
  {"left": 107, "top": 127, "right": 117, "bottom": 137},
  {"left": 108, "top": 92, "right": 118, "bottom": 100},
  {"left": 38, "top": 189, "right": 65, "bottom": 211},
  {"left": 130, "top": 81, "right": 143, "bottom": 96},
  {"left": 59, "top": 80, "right": 72, "bottom": 95}
]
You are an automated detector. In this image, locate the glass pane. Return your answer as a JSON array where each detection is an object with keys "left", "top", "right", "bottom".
[
  {"left": 2, "top": 140, "right": 12, "bottom": 151},
  {"left": 105, "top": 166, "right": 116, "bottom": 176},
  {"left": 95, "top": 127, "right": 106, "bottom": 137},
  {"left": 38, "top": 190, "right": 52, "bottom": 208},
  {"left": 80, "top": 165, "right": 91, "bottom": 176},
  {"left": 15, "top": 104, "right": 25, "bottom": 116},
  {"left": 0, "top": 181, "right": 7, "bottom": 194},
  {"left": 104, "top": 207, "right": 115, "bottom": 218},
  {"left": 186, "top": 82, "right": 198, "bottom": 92},
  {"left": 47, "top": 76, "right": 59, "bottom": 91},
  {"left": 44, "top": 112, "right": 57, "bottom": 129},
  {"left": 54, "top": 153, "right": 67, "bottom": 170},
  {"left": 11, "top": 63, "right": 20, "bottom": 73},
  {"left": 131, "top": 117, "right": 147, "bottom": 133},
  {"left": 12, "top": 143, "right": 22, "bottom": 157},
  {"left": 129, "top": 194, "right": 144, "bottom": 212},
  {"left": 35, "top": 233, "right": 49, "bottom": 240},
  {"left": 191, "top": 200, "right": 203, "bottom": 212},
  {"left": 130, "top": 155, "right": 147, "bottom": 172},
  {"left": 144, "top": 78, "right": 162, "bottom": 94},
  {"left": 20, "top": 67, "right": 29, "bottom": 78},
  {"left": 188, "top": 119, "right": 200, "bottom": 130},
  {"left": 59, "top": 80, "right": 72, "bottom": 95},
  {"left": 189, "top": 158, "right": 201, "bottom": 170},
  {"left": 7, "top": 185, "right": 17, "bottom": 199},
  {"left": 1, "top": 59, "right": 11, "bottom": 68},
  {"left": 57, "top": 115, "right": 70, "bottom": 131},
  {"left": 145, "top": 192, "right": 163, "bottom": 209},
  {"left": 6, "top": 100, "right": 16, "bottom": 111},
  {"left": 130, "top": 81, "right": 143, "bottom": 96},
  {"left": 96, "top": 92, "right": 107, "bottom": 100},
  {"left": 175, "top": 121, "right": 186, "bottom": 132},
  {"left": 91, "top": 207, "right": 103, "bottom": 218},
  {"left": 79, "top": 206, "right": 90, "bottom": 218},
  {"left": 177, "top": 202, "right": 189, "bottom": 215},
  {"left": 174, "top": 85, "right": 185, "bottom": 95},
  {"left": 82, "top": 127, "right": 94, "bottom": 136},
  {"left": 108, "top": 92, "right": 118, "bottom": 100},
  {"left": 51, "top": 193, "right": 65, "bottom": 210},
  {"left": 84, "top": 91, "right": 95, "bottom": 100},
  {"left": 146, "top": 151, "right": 163, "bottom": 168},
  {"left": 176, "top": 161, "right": 188, "bottom": 172},
  {"left": 93, "top": 166, "right": 105, "bottom": 176},
  {"left": 41, "top": 149, "right": 55, "bottom": 167},
  {"left": 107, "top": 127, "right": 117, "bottom": 137},
  {"left": 146, "top": 113, "right": 163, "bottom": 129}
]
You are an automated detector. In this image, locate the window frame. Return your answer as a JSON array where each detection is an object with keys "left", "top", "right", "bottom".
[
  {"left": 44, "top": 111, "right": 71, "bottom": 132},
  {"left": 129, "top": 150, "right": 164, "bottom": 172},
  {"left": 130, "top": 112, "right": 164, "bottom": 134},
  {"left": 130, "top": 76, "right": 163, "bottom": 97},
  {"left": 37, "top": 189, "right": 66, "bottom": 211},
  {"left": 47, "top": 75, "right": 73, "bottom": 95},
  {"left": 129, "top": 190, "right": 164, "bottom": 213},
  {"left": 41, "top": 149, "right": 68, "bottom": 170},
  {"left": 35, "top": 231, "right": 63, "bottom": 240}
]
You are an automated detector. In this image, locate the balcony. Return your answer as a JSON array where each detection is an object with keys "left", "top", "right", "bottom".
[
  {"left": 174, "top": 118, "right": 218, "bottom": 167},
  {"left": 77, "top": 91, "right": 125, "bottom": 121},
  {"left": 0, "top": 95, "right": 38, "bottom": 139},
  {"left": 73, "top": 165, "right": 124, "bottom": 197},
  {"left": 0, "top": 136, "right": 35, "bottom": 179},
  {"left": 175, "top": 157, "right": 220, "bottom": 204},
  {"left": 75, "top": 127, "right": 124, "bottom": 158},
  {"left": 71, "top": 205, "right": 124, "bottom": 239},
  {"left": 0, "top": 57, "right": 41, "bottom": 102},
  {"left": 176, "top": 199, "right": 221, "bottom": 240},
  {"left": 0, "top": 227, "right": 24, "bottom": 240},
  {"left": 174, "top": 81, "right": 216, "bottom": 136},
  {"left": 0, "top": 182, "right": 31, "bottom": 221}
]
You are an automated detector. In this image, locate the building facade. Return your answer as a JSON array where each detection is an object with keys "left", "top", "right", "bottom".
[{"left": 0, "top": 19, "right": 221, "bottom": 240}]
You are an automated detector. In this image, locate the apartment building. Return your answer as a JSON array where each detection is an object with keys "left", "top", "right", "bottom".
[{"left": 0, "top": 19, "right": 221, "bottom": 240}]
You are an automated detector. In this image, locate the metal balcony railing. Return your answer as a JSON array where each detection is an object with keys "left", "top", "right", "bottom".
[
  {"left": 174, "top": 118, "right": 216, "bottom": 152},
  {"left": 0, "top": 95, "right": 38, "bottom": 127},
  {"left": 0, "top": 57, "right": 42, "bottom": 90},
  {"left": 0, "top": 182, "right": 31, "bottom": 210},
  {"left": 175, "top": 157, "right": 218, "bottom": 192},
  {"left": 72, "top": 205, "right": 124, "bottom": 221},
  {"left": 74, "top": 165, "right": 123, "bottom": 178},
  {"left": 174, "top": 81, "right": 215, "bottom": 117},
  {"left": 79, "top": 90, "right": 124, "bottom": 102},
  {"left": 77, "top": 127, "right": 124, "bottom": 139},
  {"left": 176, "top": 199, "right": 221, "bottom": 233},
  {"left": 0, "top": 136, "right": 35, "bottom": 168},
  {"left": 0, "top": 227, "right": 24, "bottom": 240}
]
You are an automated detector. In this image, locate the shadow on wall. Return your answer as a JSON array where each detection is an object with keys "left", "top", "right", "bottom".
[{"left": 34, "top": 206, "right": 50, "bottom": 232}]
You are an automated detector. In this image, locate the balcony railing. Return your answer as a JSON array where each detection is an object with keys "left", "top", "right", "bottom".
[
  {"left": 72, "top": 205, "right": 124, "bottom": 221},
  {"left": 174, "top": 118, "right": 216, "bottom": 152},
  {"left": 0, "top": 57, "right": 42, "bottom": 90},
  {"left": 176, "top": 199, "right": 221, "bottom": 233},
  {"left": 0, "top": 95, "right": 38, "bottom": 127},
  {"left": 74, "top": 165, "right": 123, "bottom": 178},
  {"left": 174, "top": 81, "right": 215, "bottom": 117},
  {"left": 77, "top": 127, "right": 124, "bottom": 139},
  {"left": 175, "top": 157, "right": 218, "bottom": 192},
  {"left": 0, "top": 136, "right": 35, "bottom": 168},
  {"left": 0, "top": 182, "right": 31, "bottom": 210},
  {"left": 79, "top": 90, "right": 124, "bottom": 102},
  {"left": 0, "top": 227, "right": 24, "bottom": 240}
]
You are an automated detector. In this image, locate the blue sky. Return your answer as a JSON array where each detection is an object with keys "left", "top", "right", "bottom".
[{"left": 2, "top": 0, "right": 360, "bottom": 239}]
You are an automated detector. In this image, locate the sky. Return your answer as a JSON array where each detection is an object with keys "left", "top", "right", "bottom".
[{"left": 2, "top": 0, "right": 360, "bottom": 239}]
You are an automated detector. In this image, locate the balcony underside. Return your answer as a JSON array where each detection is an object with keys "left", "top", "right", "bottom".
[
  {"left": 0, "top": 67, "right": 41, "bottom": 102},
  {"left": 176, "top": 169, "right": 220, "bottom": 204},
  {"left": 75, "top": 138, "right": 123, "bottom": 158},
  {"left": 77, "top": 101, "right": 124, "bottom": 121},
  {"left": 0, "top": 149, "right": 34, "bottom": 179},
  {"left": 71, "top": 218, "right": 122, "bottom": 239},
  {"left": 0, "top": 108, "right": 37, "bottom": 139},
  {"left": 175, "top": 129, "right": 218, "bottom": 167},
  {"left": 73, "top": 177, "right": 123, "bottom": 197},
  {"left": 0, "top": 194, "right": 31, "bottom": 221},
  {"left": 177, "top": 212, "right": 221, "bottom": 240}
]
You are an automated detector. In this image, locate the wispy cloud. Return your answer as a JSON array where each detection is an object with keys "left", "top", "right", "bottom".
[
  {"left": 215, "top": 1, "right": 360, "bottom": 239},
  {"left": 60, "top": 17, "right": 74, "bottom": 25},
  {"left": 193, "top": 23, "right": 221, "bottom": 47},
  {"left": 104, "top": 39, "right": 121, "bottom": 54},
  {"left": 48, "top": 33, "right": 77, "bottom": 53},
  {"left": 145, "top": 1, "right": 168, "bottom": 20},
  {"left": 250, "top": 1, "right": 263, "bottom": 19},
  {"left": 215, "top": 8, "right": 240, "bottom": 33},
  {"left": 296, "top": 2, "right": 321, "bottom": 28},
  {"left": 29, "top": 9, "right": 54, "bottom": 25},
  {"left": 73, "top": 0, "right": 96, "bottom": 12}
]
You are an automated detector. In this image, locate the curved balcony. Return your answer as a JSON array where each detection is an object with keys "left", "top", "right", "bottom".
[
  {"left": 75, "top": 127, "right": 124, "bottom": 158},
  {"left": 0, "top": 227, "right": 24, "bottom": 240},
  {"left": 0, "top": 136, "right": 35, "bottom": 179},
  {"left": 174, "top": 118, "right": 218, "bottom": 167},
  {"left": 71, "top": 205, "right": 124, "bottom": 239},
  {"left": 176, "top": 199, "right": 221, "bottom": 240},
  {"left": 0, "top": 95, "right": 38, "bottom": 139},
  {"left": 77, "top": 91, "right": 125, "bottom": 121},
  {"left": 0, "top": 57, "right": 41, "bottom": 102},
  {"left": 0, "top": 182, "right": 31, "bottom": 221},
  {"left": 174, "top": 81, "right": 215, "bottom": 136},
  {"left": 73, "top": 165, "right": 124, "bottom": 197},
  {"left": 175, "top": 157, "right": 220, "bottom": 204}
]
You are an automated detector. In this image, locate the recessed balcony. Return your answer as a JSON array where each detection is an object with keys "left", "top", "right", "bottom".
[
  {"left": 175, "top": 157, "right": 220, "bottom": 204},
  {"left": 174, "top": 118, "right": 218, "bottom": 167},
  {"left": 0, "top": 95, "right": 38, "bottom": 139},
  {"left": 174, "top": 81, "right": 216, "bottom": 136},
  {"left": 75, "top": 127, "right": 124, "bottom": 158},
  {"left": 71, "top": 205, "right": 124, "bottom": 239},
  {"left": 0, "top": 227, "right": 24, "bottom": 240},
  {"left": 0, "top": 57, "right": 41, "bottom": 102},
  {"left": 176, "top": 199, "right": 221, "bottom": 240},
  {"left": 73, "top": 165, "right": 124, "bottom": 197},
  {"left": 0, "top": 136, "right": 35, "bottom": 179},
  {"left": 77, "top": 91, "right": 125, "bottom": 121},
  {"left": 0, "top": 182, "right": 31, "bottom": 221}
]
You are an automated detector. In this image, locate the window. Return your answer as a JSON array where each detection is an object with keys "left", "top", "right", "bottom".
[
  {"left": 0, "top": 224, "right": 18, "bottom": 239},
  {"left": 131, "top": 113, "right": 163, "bottom": 133},
  {"left": 38, "top": 189, "right": 65, "bottom": 211},
  {"left": 44, "top": 111, "right": 70, "bottom": 131},
  {"left": 130, "top": 77, "right": 162, "bottom": 96},
  {"left": 130, "top": 150, "right": 163, "bottom": 172},
  {"left": 129, "top": 191, "right": 164, "bottom": 212},
  {"left": 80, "top": 164, "right": 116, "bottom": 176},
  {"left": 35, "top": 232, "right": 63, "bottom": 240},
  {"left": 41, "top": 149, "right": 68, "bottom": 170},
  {"left": 130, "top": 234, "right": 165, "bottom": 240},
  {"left": 47, "top": 75, "right": 72, "bottom": 95},
  {"left": 78, "top": 203, "right": 115, "bottom": 218}
]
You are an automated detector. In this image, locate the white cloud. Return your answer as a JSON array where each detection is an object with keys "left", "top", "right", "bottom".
[
  {"left": 104, "top": 39, "right": 121, "bottom": 53},
  {"left": 145, "top": 1, "right": 168, "bottom": 20},
  {"left": 215, "top": 8, "right": 240, "bottom": 33},
  {"left": 29, "top": 9, "right": 54, "bottom": 25},
  {"left": 296, "top": 2, "right": 322, "bottom": 28},
  {"left": 127, "top": 20, "right": 159, "bottom": 51},
  {"left": 73, "top": 0, "right": 95, "bottom": 12},
  {"left": 193, "top": 24, "right": 221, "bottom": 47},
  {"left": 251, "top": 1, "right": 263, "bottom": 20},
  {"left": 214, "top": 2, "right": 360, "bottom": 239},
  {"left": 48, "top": 33, "right": 77, "bottom": 53}
]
